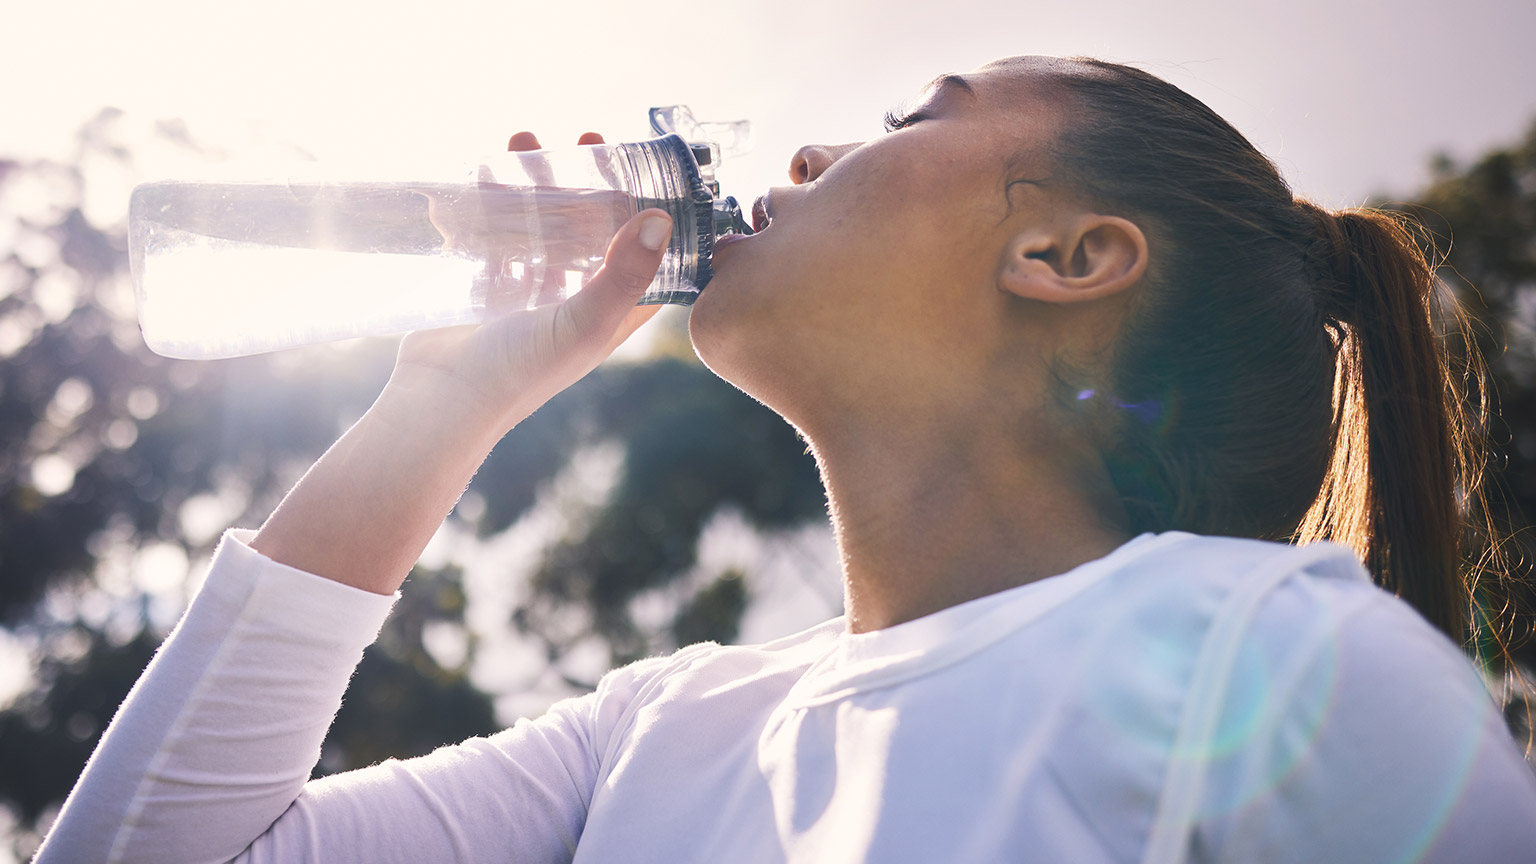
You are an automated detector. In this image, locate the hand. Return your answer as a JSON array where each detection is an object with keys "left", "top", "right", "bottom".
[
  {"left": 424, "top": 130, "right": 632, "bottom": 308},
  {"left": 390, "top": 131, "right": 668, "bottom": 436},
  {"left": 252, "top": 132, "right": 669, "bottom": 593}
]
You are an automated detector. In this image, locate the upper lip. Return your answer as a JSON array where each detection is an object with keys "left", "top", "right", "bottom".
[{"left": 752, "top": 193, "right": 772, "bottom": 233}]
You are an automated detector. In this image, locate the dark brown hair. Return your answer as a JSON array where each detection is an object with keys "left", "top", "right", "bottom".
[{"left": 1049, "top": 59, "right": 1500, "bottom": 649}]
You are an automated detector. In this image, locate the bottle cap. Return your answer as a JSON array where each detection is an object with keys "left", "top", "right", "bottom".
[{"left": 649, "top": 105, "right": 750, "bottom": 198}]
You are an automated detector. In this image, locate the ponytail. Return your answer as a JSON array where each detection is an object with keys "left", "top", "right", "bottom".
[
  {"left": 1049, "top": 59, "right": 1514, "bottom": 658},
  {"left": 1295, "top": 207, "right": 1479, "bottom": 644}
]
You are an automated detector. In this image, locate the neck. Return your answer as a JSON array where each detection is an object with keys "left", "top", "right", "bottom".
[{"left": 807, "top": 412, "right": 1129, "bottom": 633}]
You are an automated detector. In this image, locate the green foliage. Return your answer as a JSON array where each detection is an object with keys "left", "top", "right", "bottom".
[
  {"left": 0, "top": 629, "right": 157, "bottom": 823},
  {"left": 672, "top": 569, "right": 749, "bottom": 648},
  {"left": 1394, "top": 121, "right": 1536, "bottom": 667},
  {"left": 0, "top": 116, "right": 497, "bottom": 853},
  {"left": 1402, "top": 120, "right": 1536, "bottom": 468},
  {"left": 322, "top": 567, "right": 497, "bottom": 774},
  {"left": 518, "top": 359, "right": 824, "bottom": 665}
]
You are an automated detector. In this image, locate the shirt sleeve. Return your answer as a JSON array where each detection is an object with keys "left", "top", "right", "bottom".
[
  {"left": 33, "top": 530, "right": 653, "bottom": 864},
  {"left": 1196, "top": 584, "right": 1536, "bottom": 863}
]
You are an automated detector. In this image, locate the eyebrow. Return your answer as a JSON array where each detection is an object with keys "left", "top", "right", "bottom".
[{"left": 925, "top": 73, "right": 976, "bottom": 98}]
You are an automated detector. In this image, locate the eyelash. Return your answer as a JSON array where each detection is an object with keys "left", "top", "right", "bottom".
[{"left": 882, "top": 107, "right": 924, "bottom": 133}]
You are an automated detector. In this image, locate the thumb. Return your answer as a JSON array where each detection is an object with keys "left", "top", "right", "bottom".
[{"left": 554, "top": 209, "right": 671, "bottom": 350}]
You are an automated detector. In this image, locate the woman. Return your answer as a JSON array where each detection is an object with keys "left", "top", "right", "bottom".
[{"left": 38, "top": 56, "right": 1536, "bottom": 862}]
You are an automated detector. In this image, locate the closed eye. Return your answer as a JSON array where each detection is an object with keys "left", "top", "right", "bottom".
[{"left": 882, "top": 107, "right": 925, "bottom": 133}]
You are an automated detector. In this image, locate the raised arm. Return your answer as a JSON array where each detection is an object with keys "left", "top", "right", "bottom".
[
  {"left": 36, "top": 164, "right": 673, "bottom": 861},
  {"left": 253, "top": 203, "right": 672, "bottom": 595}
]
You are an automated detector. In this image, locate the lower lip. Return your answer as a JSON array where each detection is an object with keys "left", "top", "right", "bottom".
[{"left": 711, "top": 233, "right": 750, "bottom": 253}]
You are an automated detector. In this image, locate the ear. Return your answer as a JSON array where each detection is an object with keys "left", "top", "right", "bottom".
[{"left": 997, "top": 214, "right": 1148, "bottom": 304}]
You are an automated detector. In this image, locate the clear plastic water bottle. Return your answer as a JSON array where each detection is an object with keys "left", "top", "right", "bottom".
[{"left": 127, "top": 108, "right": 751, "bottom": 359}]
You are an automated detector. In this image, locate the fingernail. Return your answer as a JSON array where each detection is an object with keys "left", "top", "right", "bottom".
[{"left": 638, "top": 215, "right": 671, "bottom": 251}]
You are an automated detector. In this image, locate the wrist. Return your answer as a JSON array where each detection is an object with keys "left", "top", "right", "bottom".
[
  {"left": 252, "top": 375, "right": 509, "bottom": 595},
  {"left": 372, "top": 362, "right": 535, "bottom": 449}
]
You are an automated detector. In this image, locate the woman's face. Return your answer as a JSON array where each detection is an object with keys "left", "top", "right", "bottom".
[{"left": 690, "top": 56, "right": 1078, "bottom": 430}]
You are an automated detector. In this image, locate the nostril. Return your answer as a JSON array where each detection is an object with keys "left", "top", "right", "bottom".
[
  {"left": 788, "top": 142, "right": 858, "bottom": 185},
  {"left": 789, "top": 155, "right": 811, "bottom": 184},
  {"left": 789, "top": 145, "right": 830, "bottom": 185}
]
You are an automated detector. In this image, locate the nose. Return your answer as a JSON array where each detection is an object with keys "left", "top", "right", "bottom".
[{"left": 788, "top": 143, "right": 858, "bottom": 184}]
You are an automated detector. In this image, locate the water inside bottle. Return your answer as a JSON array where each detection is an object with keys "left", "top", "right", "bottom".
[{"left": 130, "top": 181, "right": 636, "bottom": 358}]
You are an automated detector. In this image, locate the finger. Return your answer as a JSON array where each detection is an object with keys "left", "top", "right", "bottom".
[
  {"left": 508, "top": 131, "right": 542, "bottom": 152},
  {"left": 554, "top": 209, "right": 671, "bottom": 351},
  {"left": 519, "top": 141, "right": 557, "bottom": 187},
  {"left": 583, "top": 132, "right": 623, "bottom": 190}
]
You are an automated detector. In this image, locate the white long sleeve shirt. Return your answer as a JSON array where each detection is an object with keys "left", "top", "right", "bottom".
[{"left": 37, "top": 529, "right": 1536, "bottom": 863}]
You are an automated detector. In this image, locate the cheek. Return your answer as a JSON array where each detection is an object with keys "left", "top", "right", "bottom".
[{"left": 683, "top": 147, "right": 993, "bottom": 403}]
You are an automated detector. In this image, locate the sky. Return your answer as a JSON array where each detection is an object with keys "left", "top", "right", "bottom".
[{"left": 3, "top": 0, "right": 1534, "bottom": 212}]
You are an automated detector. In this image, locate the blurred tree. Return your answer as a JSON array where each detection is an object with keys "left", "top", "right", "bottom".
[
  {"left": 0, "top": 629, "right": 158, "bottom": 827},
  {"left": 0, "top": 113, "right": 503, "bottom": 857},
  {"left": 506, "top": 357, "right": 826, "bottom": 667},
  {"left": 1393, "top": 120, "right": 1536, "bottom": 671}
]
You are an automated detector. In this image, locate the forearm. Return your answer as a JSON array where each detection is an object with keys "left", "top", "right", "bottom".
[
  {"left": 251, "top": 367, "right": 516, "bottom": 596},
  {"left": 36, "top": 203, "right": 668, "bottom": 861},
  {"left": 250, "top": 207, "right": 670, "bottom": 596},
  {"left": 40, "top": 377, "right": 532, "bottom": 863},
  {"left": 35, "top": 533, "right": 397, "bottom": 864}
]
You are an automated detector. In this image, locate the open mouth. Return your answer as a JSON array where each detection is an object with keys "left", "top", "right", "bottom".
[{"left": 752, "top": 193, "right": 773, "bottom": 233}]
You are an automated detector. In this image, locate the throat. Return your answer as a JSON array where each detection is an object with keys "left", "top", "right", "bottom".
[{"left": 812, "top": 434, "right": 1129, "bottom": 634}]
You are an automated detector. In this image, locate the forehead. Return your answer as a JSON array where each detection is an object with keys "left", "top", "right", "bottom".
[
  {"left": 909, "top": 56, "right": 1077, "bottom": 118},
  {"left": 975, "top": 55, "right": 1081, "bottom": 75},
  {"left": 962, "top": 56, "right": 1082, "bottom": 99},
  {"left": 932, "top": 56, "right": 1074, "bottom": 138}
]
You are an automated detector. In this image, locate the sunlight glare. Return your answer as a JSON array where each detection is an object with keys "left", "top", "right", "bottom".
[
  {"left": 30, "top": 454, "right": 77, "bottom": 497},
  {"left": 130, "top": 542, "right": 189, "bottom": 595},
  {"left": 137, "top": 242, "right": 483, "bottom": 358}
]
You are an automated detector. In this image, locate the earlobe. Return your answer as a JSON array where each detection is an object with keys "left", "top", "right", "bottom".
[{"left": 998, "top": 215, "right": 1148, "bottom": 304}]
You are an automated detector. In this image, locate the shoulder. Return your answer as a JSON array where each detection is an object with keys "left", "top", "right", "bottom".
[
  {"left": 1156, "top": 534, "right": 1480, "bottom": 711},
  {"left": 1120, "top": 531, "right": 1370, "bottom": 592},
  {"left": 581, "top": 617, "right": 843, "bottom": 736},
  {"left": 1122, "top": 533, "right": 1493, "bottom": 760},
  {"left": 1170, "top": 540, "right": 1536, "bottom": 862},
  {"left": 598, "top": 617, "right": 845, "bottom": 695},
  {"left": 1079, "top": 534, "right": 1536, "bottom": 861},
  {"left": 1065, "top": 533, "right": 1379, "bottom": 664},
  {"left": 1098, "top": 533, "right": 1407, "bottom": 653}
]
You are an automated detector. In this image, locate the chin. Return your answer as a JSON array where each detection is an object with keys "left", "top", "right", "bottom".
[
  {"left": 687, "top": 285, "right": 748, "bottom": 386},
  {"left": 686, "top": 248, "right": 843, "bottom": 426},
  {"left": 686, "top": 285, "right": 800, "bottom": 421}
]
